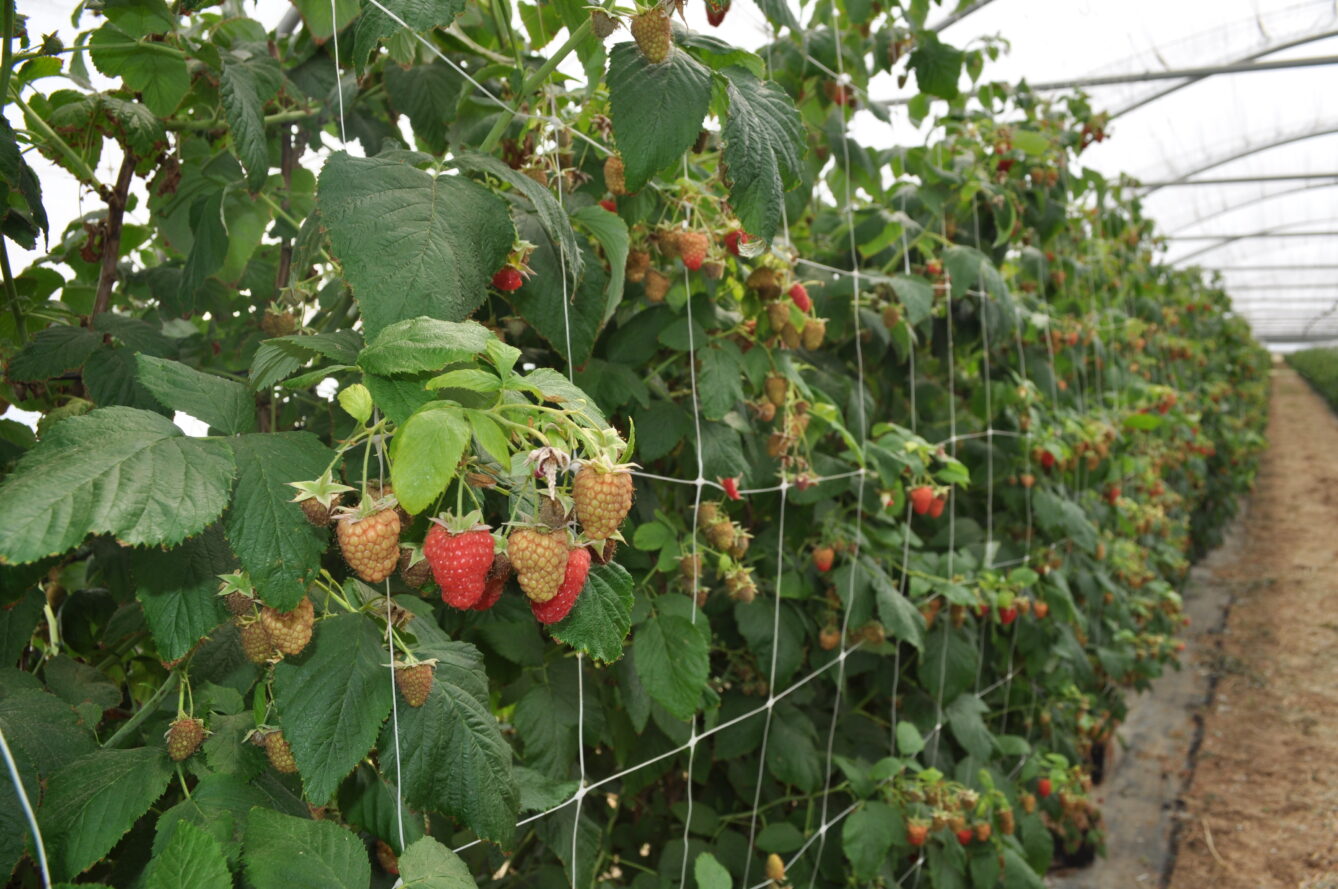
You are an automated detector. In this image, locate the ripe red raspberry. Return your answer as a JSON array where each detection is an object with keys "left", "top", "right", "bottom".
[
  {"left": 1039, "top": 449, "right": 1056, "bottom": 470},
  {"left": 572, "top": 467, "right": 634, "bottom": 540},
  {"left": 705, "top": 0, "right": 731, "bottom": 26},
  {"left": 394, "top": 661, "right": 435, "bottom": 708},
  {"left": 508, "top": 528, "right": 570, "bottom": 602},
  {"left": 788, "top": 283, "right": 811, "bottom": 312},
  {"left": 260, "top": 596, "right": 315, "bottom": 656},
  {"left": 473, "top": 553, "right": 510, "bottom": 611},
  {"left": 531, "top": 546, "right": 592, "bottom": 624},
  {"left": 906, "top": 821, "right": 929, "bottom": 847},
  {"left": 997, "top": 605, "right": 1018, "bottom": 626},
  {"left": 720, "top": 477, "right": 741, "bottom": 500},
  {"left": 492, "top": 267, "right": 524, "bottom": 292},
  {"left": 678, "top": 231, "right": 709, "bottom": 271},
  {"left": 812, "top": 545, "right": 835, "bottom": 572},
  {"left": 166, "top": 717, "right": 205, "bottom": 762},
  {"left": 1038, "top": 777, "right": 1053, "bottom": 798},
  {"left": 1034, "top": 600, "right": 1050, "bottom": 619},
  {"left": 599, "top": 199, "right": 617, "bottom": 213},
  {"left": 424, "top": 522, "right": 494, "bottom": 609},
  {"left": 335, "top": 507, "right": 401, "bottom": 583},
  {"left": 909, "top": 485, "right": 935, "bottom": 515},
  {"left": 956, "top": 827, "right": 974, "bottom": 845},
  {"left": 723, "top": 229, "right": 750, "bottom": 256},
  {"left": 263, "top": 730, "right": 298, "bottom": 773},
  {"left": 928, "top": 494, "right": 946, "bottom": 519}
]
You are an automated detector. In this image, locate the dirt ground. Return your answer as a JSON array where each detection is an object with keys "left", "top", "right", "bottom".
[{"left": 1166, "top": 366, "right": 1338, "bottom": 889}]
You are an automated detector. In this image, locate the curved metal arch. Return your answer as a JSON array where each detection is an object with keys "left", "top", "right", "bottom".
[
  {"left": 1168, "top": 215, "right": 1338, "bottom": 265},
  {"left": 1112, "top": 26, "right": 1338, "bottom": 119},
  {"left": 1164, "top": 180, "right": 1338, "bottom": 234},
  {"left": 1138, "top": 125, "right": 1338, "bottom": 196}
]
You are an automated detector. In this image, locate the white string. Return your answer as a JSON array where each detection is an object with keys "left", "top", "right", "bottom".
[
  {"left": 329, "top": 0, "right": 346, "bottom": 143},
  {"left": 0, "top": 725, "right": 49, "bottom": 889}
]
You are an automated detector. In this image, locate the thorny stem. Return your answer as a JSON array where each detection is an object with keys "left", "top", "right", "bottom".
[
  {"left": 478, "top": 18, "right": 594, "bottom": 154},
  {"left": 103, "top": 671, "right": 180, "bottom": 749}
]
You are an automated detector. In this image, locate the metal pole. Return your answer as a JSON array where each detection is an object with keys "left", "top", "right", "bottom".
[
  {"left": 876, "top": 54, "right": 1338, "bottom": 106},
  {"left": 1140, "top": 173, "right": 1338, "bottom": 187},
  {"left": 1167, "top": 231, "right": 1338, "bottom": 240},
  {"left": 929, "top": 0, "right": 1000, "bottom": 32},
  {"left": 1209, "top": 264, "right": 1338, "bottom": 271}
]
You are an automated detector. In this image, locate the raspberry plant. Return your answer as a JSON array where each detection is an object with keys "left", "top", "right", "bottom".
[{"left": 0, "top": 0, "right": 1267, "bottom": 887}]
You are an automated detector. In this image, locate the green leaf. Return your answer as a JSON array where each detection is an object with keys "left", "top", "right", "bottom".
[
  {"left": 516, "top": 368, "right": 607, "bottom": 426},
  {"left": 385, "top": 62, "right": 466, "bottom": 154},
  {"left": 678, "top": 31, "right": 765, "bottom": 76},
  {"left": 243, "top": 807, "right": 371, "bottom": 889},
  {"left": 908, "top": 31, "right": 964, "bottom": 100},
  {"left": 358, "top": 316, "right": 494, "bottom": 375},
  {"left": 891, "top": 275, "right": 934, "bottom": 325},
  {"left": 945, "top": 693, "right": 993, "bottom": 761},
  {"left": 426, "top": 369, "right": 501, "bottom": 392},
  {"left": 508, "top": 236, "right": 607, "bottom": 366},
  {"left": 389, "top": 402, "right": 470, "bottom": 516},
  {"left": 634, "top": 613, "right": 708, "bottom": 720},
  {"left": 273, "top": 614, "right": 395, "bottom": 803},
  {"left": 896, "top": 720, "right": 925, "bottom": 756},
  {"left": 607, "top": 42, "right": 713, "bottom": 192},
  {"left": 918, "top": 626, "right": 978, "bottom": 704},
  {"left": 397, "top": 836, "right": 477, "bottom": 888},
  {"left": 6, "top": 325, "right": 100, "bottom": 380},
  {"left": 1011, "top": 129, "right": 1049, "bottom": 156},
  {"left": 513, "top": 679, "right": 577, "bottom": 777},
  {"left": 88, "top": 23, "right": 189, "bottom": 117},
  {"left": 552, "top": 561, "right": 635, "bottom": 664},
  {"left": 1123, "top": 412, "right": 1164, "bottom": 431},
  {"left": 571, "top": 204, "right": 629, "bottom": 323},
  {"left": 0, "top": 407, "right": 235, "bottom": 565},
  {"left": 42, "top": 747, "right": 174, "bottom": 882},
  {"left": 0, "top": 589, "right": 43, "bottom": 665},
  {"left": 225, "top": 433, "right": 332, "bottom": 610},
  {"left": 699, "top": 340, "right": 745, "bottom": 421},
  {"left": 766, "top": 704, "right": 820, "bottom": 790},
  {"left": 379, "top": 641, "right": 519, "bottom": 845},
  {"left": 842, "top": 801, "right": 900, "bottom": 880},
  {"left": 318, "top": 152, "right": 514, "bottom": 338},
  {"left": 719, "top": 66, "right": 804, "bottom": 240},
  {"left": 134, "top": 525, "right": 234, "bottom": 662},
  {"left": 144, "top": 820, "right": 232, "bottom": 889},
  {"left": 352, "top": 0, "right": 466, "bottom": 68},
  {"left": 219, "top": 47, "right": 283, "bottom": 190},
  {"left": 136, "top": 354, "right": 256, "bottom": 434},
  {"left": 866, "top": 557, "right": 925, "bottom": 650},
  {"left": 454, "top": 151, "right": 583, "bottom": 284},
  {"left": 694, "top": 851, "right": 733, "bottom": 889},
  {"left": 1002, "top": 846, "right": 1045, "bottom": 889},
  {"left": 338, "top": 382, "right": 374, "bottom": 424}
]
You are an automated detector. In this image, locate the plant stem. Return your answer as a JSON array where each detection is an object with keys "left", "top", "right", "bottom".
[
  {"left": 1, "top": 239, "right": 24, "bottom": 344},
  {"left": 0, "top": 0, "right": 15, "bottom": 120},
  {"left": 103, "top": 671, "right": 179, "bottom": 748},
  {"left": 90, "top": 151, "right": 137, "bottom": 320},
  {"left": 9, "top": 92, "right": 104, "bottom": 190},
  {"left": 168, "top": 107, "right": 321, "bottom": 132},
  {"left": 478, "top": 18, "right": 593, "bottom": 155}
]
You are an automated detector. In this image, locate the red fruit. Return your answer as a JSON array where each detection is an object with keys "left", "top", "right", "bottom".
[
  {"left": 473, "top": 553, "right": 510, "bottom": 611},
  {"left": 906, "top": 822, "right": 929, "bottom": 847},
  {"left": 679, "top": 231, "right": 709, "bottom": 271},
  {"left": 720, "top": 477, "right": 741, "bottom": 500},
  {"left": 336, "top": 508, "right": 402, "bottom": 583},
  {"left": 572, "top": 467, "right": 635, "bottom": 540},
  {"left": 531, "top": 547, "right": 592, "bottom": 624},
  {"left": 812, "top": 545, "right": 835, "bottom": 573},
  {"left": 492, "top": 267, "right": 524, "bottom": 291},
  {"left": 1034, "top": 600, "right": 1050, "bottom": 619},
  {"left": 723, "top": 229, "right": 750, "bottom": 256},
  {"left": 705, "top": 0, "right": 730, "bottom": 26},
  {"left": 424, "top": 524, "right": 495, "bottom": 609},
  {"left": 1038, "top": 778, "right": 1053, "bottom": 798},
  {"left": 599, "top": 199, "right": 617, "bottom": 212},
  {"left": 1039, "top": 450, "right": 1056, "bottom": 470},
  {"left": 909, "top": 486, "right": 934, "bottom": 515},
  {"left": 928, "top": 494, "right": 946, "bottom": 519},
  {"left": 925, "top": 260, "right": 943, "bottom": 278},
  {"left": 956, "top": 827, "right": 974, "bottom": 845},
  {"left": 1105, "top": 485, "right": 1121, "bottom": 504},
  {"left": 997, "top": 606, "right": 1018, "bottom": 626},
  {"left": 788, "top": 283, "right": 811, "bottom": 312}
]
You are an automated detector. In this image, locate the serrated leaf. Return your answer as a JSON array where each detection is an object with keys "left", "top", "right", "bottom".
[
  {"left": 842, "top": 801, "right": 900, "bottom": 880},
  {"left": 225, "top": 433, "right": 332, "bottom": 610},
  {"left": 516, "top": 367, "right": 606, "bottom": 426},
  {"left": 891, "top": 275, "right": 933, "bottom": 325},
  {"left": 358, "top": 316, "right": 493, "bottom": 375},
  {"left": 945, "top": 693, "right": 993, "bottom": 761},
  {"left": 865, "top": 557, "right": 924, "bottom": 650},
  {"left": 352, "top": 0, "right": 466, "bottom": 69},
  {"left": 607, "top": 42, "right": 712, "bottom": 192},
  {"left": 634, "top": 612, "right": 708, "bottom": 720},
  {"left": 766, "top": 704, "right": 820, "bottom": 790},
  {"left": 42, "top": 747, "right": 174, "bottom": 881},
  {"left": 220, "top": 47, "right": 283, "bottom": 190},
  {"left": 678, "top": 31, "right": 765, "bottom": 76},
  {"left": 908, "top": 31, "right": 964, "bottom": 100},
  {"left": 143, "top": 820, "right": 231, "bottom": 889},
  {"left": 571, "top": 204, "right": 628, "bottom": 323},
  {"left": 720, "top": 66, "right": 804, "bottom": 241},
  {"left": 0, "top": 407, "right": 235, "bottom": 565},
  {"left": 379, "top": 641, "right": 519, "bottom": 845},
  {"left": 6, "top": 325, "right": 100, "bottom": 380},
  {"left": 397, "top": 836, "right": 476, "bottom": 888},
  {"left": 134, "top": 524, "right": 234, "bottom": 662},
  {"left": 389, "top": 402, "right": 469, "bottom": 516},
  {"left": 508, "top": 233, "right": 607, "bottom": 366},
  {"left": 273, "top": 614, "right": 394, "bottom": 804},
  {"left": 454, "top": 151, "right": 583, "bottom": 284},
  {"left": 243, "top": 807, "right": 370, "bottom": 889},
  {"left": 384, "top": 61, "right": 466, "bottom": 154},
  {"left": 552, "top": 561, "right": 634, "bottom": 663},
  {"left": 318, "top": 152, "right": 514, "bottom": 338},
  {"left": 513, "top": 680, "right": 577, "bottom": 779},
  {"left": 88, "top": 23, "right": 189, "bottom": 117},
  {"left": 136, "top": 354, "right": 256, "bottom": 434},
  {"left": 699, "top": 340, "right": 745, "bottom": 421}
]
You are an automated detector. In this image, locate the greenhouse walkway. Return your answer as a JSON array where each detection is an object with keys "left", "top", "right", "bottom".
[{"left": 1054, "top": 365, "right": 1338, "bottom": 889}]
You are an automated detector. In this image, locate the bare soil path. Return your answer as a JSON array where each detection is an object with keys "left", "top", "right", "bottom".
[
  {"left": 1167, "top": 366, "right": 1338, "bottom": 889},
  {"left": 1050, "top": 365, "right": 1338, "bottom": 889}
]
